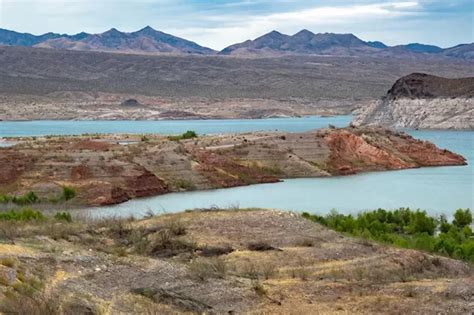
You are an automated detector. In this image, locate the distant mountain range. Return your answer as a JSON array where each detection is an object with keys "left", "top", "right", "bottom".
[
  {"left": 219, "top": 30, "right": 473, "bottom": 59},
  {"left": 0, "top": 26, "right": 214, "bottom": 55},
  {"left": 0, "top": 27, "right": 472, "bottom": 59}
]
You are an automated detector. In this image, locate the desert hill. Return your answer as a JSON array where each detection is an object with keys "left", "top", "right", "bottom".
[{"left": 353, "top": 73, "right": 474, "bottom": 129}]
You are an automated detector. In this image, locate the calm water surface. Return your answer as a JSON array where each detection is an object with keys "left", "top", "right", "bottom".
[
  {"left": 1, "top": 117, "right": 471, "bottom": 217},
  {"left": 0, "top": 116, "right": 351, "bottom": 137}
]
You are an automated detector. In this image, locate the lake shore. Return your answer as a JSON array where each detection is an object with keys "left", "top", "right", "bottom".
[
  {"left": 0, "top": 127, "right": 466, "bottom": 207},
  {"left": 0, "top": 95, "right": 360, "bottom": 121}
]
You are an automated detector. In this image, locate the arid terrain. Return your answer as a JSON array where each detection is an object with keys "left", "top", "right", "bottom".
[
  {"left": 353, "top": 73, "right": 474, "bottom": 129},
  {"left": 1, "top": 46, "right": 474, "bottom": 120},
  {"left": 0, "top": 209, "right": 472, "bottom": 314},
  {"left": 0, "top": 127, "right": 466, "bottom": 206},
  {"left": 1, "top": 5, "right": 473, "bottom": 315}
]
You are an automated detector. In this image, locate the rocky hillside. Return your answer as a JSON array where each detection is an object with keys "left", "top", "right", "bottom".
[
  {"left": 0, "top": 27, "right": 215, "bottom": 55},
  {"left": 219, "top": 29, "right": 474, "bottom": 59},
  {"left": 353, "top": 73, "right": 474, "bottom": 129},
  {"left": 442, "top": 43, "right": 474, "bottom": 60},
  {"left": 0, "top": 209, "right": 472, "bottom": 314},
  {"left": 219, "top": 30, "right": 377, "bottom": 56},
  {"left": 0, "top": 127, "right": 466, "bottom": 206}
]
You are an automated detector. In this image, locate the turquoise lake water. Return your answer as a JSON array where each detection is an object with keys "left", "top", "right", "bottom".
[
  {"left": 0, "top": 117, "right": 472, "bottom": 217},
  {"left": 0, "top": 116, "right": 351, "bottom": 137}
]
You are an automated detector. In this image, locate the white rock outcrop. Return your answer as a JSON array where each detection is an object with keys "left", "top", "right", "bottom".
[{"left": 353, "top": 97, "right": 474, "bottom": 129}]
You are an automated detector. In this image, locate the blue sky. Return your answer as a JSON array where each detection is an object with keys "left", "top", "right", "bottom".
[{"left": 0, "top": 0, "right": 472, "bottom": 49}]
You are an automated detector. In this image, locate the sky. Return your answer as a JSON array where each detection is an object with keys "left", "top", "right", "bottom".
[{"left": 0, "top": 0, "right": 472, "bottom": 50}]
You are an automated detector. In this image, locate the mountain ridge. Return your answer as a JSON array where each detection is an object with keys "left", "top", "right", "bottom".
[
  {"left": 0, "top": 27, "right": 472, "bottom": 59},
  {"left": 1, "top": 26, "right": 215, "bottom": 55},
  {"left": 218, "top": 30, "right": 472, "bottom": 59}
]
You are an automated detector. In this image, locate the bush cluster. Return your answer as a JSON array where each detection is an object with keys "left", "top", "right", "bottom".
[
  {"left": 302, "top": 208, "right": 473, "bottom": 262},
  {"left": 0, "top": 209, "right": 74, "bottom": 223},
  {"left": 0, "top": 192, "right": 39, "bottom": 206},
  {"left": 0, "top": 186, "right": 76, "bottom": 206},
  {"left": 0, "top": 208, "right": 45, "bottom": 221},
  {"left": 168, "top": 130, "right": 198, "bottom": 141}
]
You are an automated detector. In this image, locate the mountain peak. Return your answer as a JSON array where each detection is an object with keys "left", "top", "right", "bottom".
[
  {"left": 103, "top": 28, "right": 123, "bottom": 36},
  {"left": 136, "top": 25, "right": 157, "bottom": 34},
  {"left": 293, "top": 29, "right": 315, "bottom": 37},
  {"left": 262, "top": 30, "right": 286, "bottom": 38},
  {"left": 255, "top": 30, "right": 288, "bottom": 41}
]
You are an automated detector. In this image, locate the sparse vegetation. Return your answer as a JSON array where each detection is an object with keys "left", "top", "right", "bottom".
[
  {"left": 174, "top": 179, "right": 196, "bottom": 191},
  {"left": 199, "top": 245, "right": 234, "bottom": 257},
  {"left": 0, "top": 257, "right": 16, "bottom": 268},
  {"left": 0, "top": 192, "right": 39, "bottom": 206},
  {"left": 0, "top": 287, "right": 62, "bottom": 315},
  {"left": 295, "top": 238, "right": 315, "bottom": 247},
  {"left": 54, "top": 211, "right": 72, "bottom": 222},
  {"left": 0, "top": 208, "right": 471, "bottom": 313},
  {"left": 252, "top": 281, "right": 267, "bottom": 297},
  {"left": 290, "top": 267, "right": 311, "bottom": 281},
  {"left": 302, "top": 208, "right": 474, "bottom": 262},
  {"left": 61, "top": 186, "right": 76, "bottom": 202},
  {"left": 188, "top": 257, "right": 228, "bottom": 280},
  {"left": 168, "top": 130, "right": 198, "bottom": 141},
  {"left": 0, "top": 187, "right": 76, "bottom": 206},
  {"left": 247, "top": 241, "right": 277, "bottom": 251},
  {"left": 0, "top": 208, "right": 45, "bottom": 221}
]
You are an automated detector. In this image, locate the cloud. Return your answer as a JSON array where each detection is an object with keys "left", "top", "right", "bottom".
[{"left": 169, "top": 1, "right": 421, "bottom": 49}]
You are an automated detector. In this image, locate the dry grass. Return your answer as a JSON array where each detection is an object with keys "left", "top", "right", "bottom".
[
  {"left": 0, "top": 209, "right": 471, "bottom": 314},
  {"left": 289, "top": 267, "right": 311, "bottom": 281},
  {"left": 188, "top": 257, "right": 228, "bottom": 281},
  {"left": 295, "top": 238, "right": 315, "bottom": 247},
  {"left": 0, "top": 257, "right": 16, "bottom": 268},
  {"left": 0, "top": 291, "right": 62, "bottom": 315},
  {"left": 247, "top": 241, "right": 277, "bottom": 251}
]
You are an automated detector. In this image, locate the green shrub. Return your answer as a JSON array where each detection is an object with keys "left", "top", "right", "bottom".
[
  {"left": 0, "top": 192, "right": 40, "bottom": 206},
  {"left": 0, "top": 192, "right": 44, "bottom": 205},
  {"left": 62, "top": 186, "right": 76, "bottom": 202},
  {"left": 302, "top": 208, "right": 473, "bottom": 262},
  {"left": 453, "top": 209, "right": 472, "bottom": 228},
  {"left": 0, "top": 208, "right": 45, "bottom": 221},
  {"left": 168, "top": 130, "right": 198, "bottom": 141},
  {"left": 439, "top": 214, "right": 451, "bottom": 233},
  {"left": 54, "top": 212, "right": 72, "bottom": 223},
  {"left": 406, "top": 210, "right": 436, "bottom": 235},
  {"left": 0, "top": 195, "right": 11, "bottom": 204}
]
